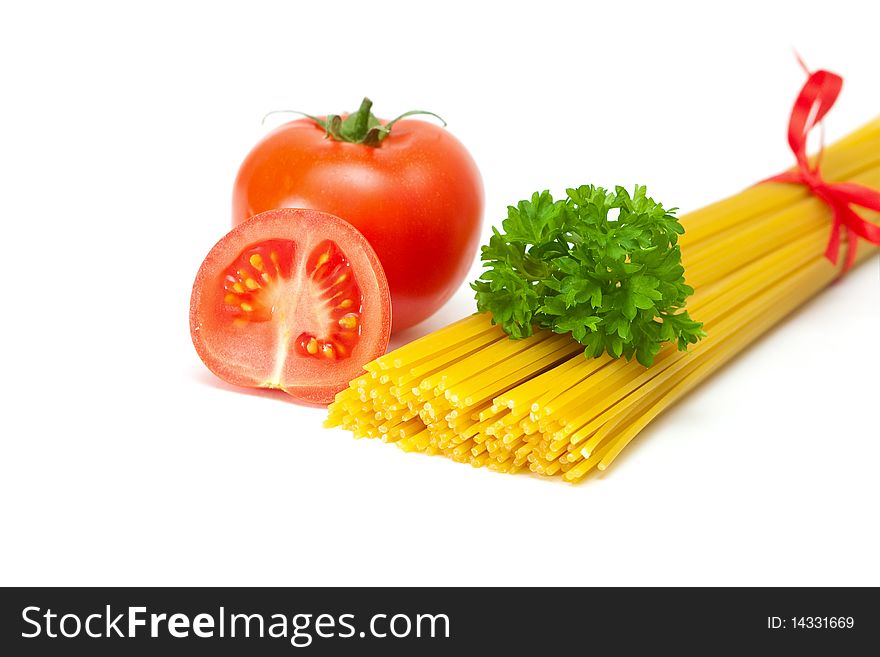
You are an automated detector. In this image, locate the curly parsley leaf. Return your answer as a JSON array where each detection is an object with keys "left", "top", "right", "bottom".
[{"left": 471, "top": 185, "right": 705, "bottom": 366}]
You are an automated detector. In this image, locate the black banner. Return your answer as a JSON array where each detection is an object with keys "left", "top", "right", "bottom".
[{"left": 0, "top": 587, "right": 875, "bottom": 655}]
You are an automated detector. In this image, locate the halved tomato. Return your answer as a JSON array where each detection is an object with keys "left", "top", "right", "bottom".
[{"left": 190, "top": 208, "right": 391, "bottom": 405}]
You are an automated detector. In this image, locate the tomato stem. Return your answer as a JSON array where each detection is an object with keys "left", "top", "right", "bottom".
[{"left": 262, "top": 99, "right": 446, "bottom": 147}]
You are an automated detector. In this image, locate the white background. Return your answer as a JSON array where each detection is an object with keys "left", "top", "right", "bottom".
[{"left": 2, "top": 1, "right": 878, "bottom": 586}]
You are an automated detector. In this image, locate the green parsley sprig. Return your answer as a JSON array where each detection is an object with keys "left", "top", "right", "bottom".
[{"left": 471, "top": 185, "right": 705, "bottom": 366}]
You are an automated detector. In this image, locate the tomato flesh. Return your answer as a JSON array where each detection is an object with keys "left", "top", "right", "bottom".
[
  {"left": 222, "top": 237, "right": 363, "bottom": 361},
  {"left": 191, "top": 208, "right": 390, "bottom": 405},
  {"left": 222, "top": 239, "right": 298, "bottom": 323}
]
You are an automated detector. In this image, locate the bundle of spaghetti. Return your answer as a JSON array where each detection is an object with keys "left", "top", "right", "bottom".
[{"left": 326, "top": 117, "right": 880, "bottom": 481}]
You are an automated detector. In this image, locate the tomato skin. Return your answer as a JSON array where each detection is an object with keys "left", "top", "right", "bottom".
[
  {"left": 190, "top": 208, "right": 391, "bottom": 406},
  {"left": 232, "top": 117, "right": 484, "bottom": 331}
]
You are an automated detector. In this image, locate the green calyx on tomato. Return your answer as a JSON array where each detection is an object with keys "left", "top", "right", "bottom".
[{"left": 265, "top": 97, "right": 446, "bottom": 147}]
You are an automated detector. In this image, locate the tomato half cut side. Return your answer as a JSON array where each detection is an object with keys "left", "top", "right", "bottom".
[{"left": 190, "top": 208, "right": 391, "bottom": 405}]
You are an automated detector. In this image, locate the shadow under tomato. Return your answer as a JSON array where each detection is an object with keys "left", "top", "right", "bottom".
[{"left": 189, "top": 366, "right": 311, "bottom": 405}]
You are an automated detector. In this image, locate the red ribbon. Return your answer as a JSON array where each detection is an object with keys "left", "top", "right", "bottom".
[{"left": 767, "top": 62, "right": 880, "bottom": 272}]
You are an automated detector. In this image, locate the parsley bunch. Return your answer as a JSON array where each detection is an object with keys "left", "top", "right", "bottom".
[{"left": 472, "top": 185, "right": 705, "bottom": 366}]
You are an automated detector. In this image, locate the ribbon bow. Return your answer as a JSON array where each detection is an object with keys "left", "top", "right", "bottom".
[{"left": 767, "top": 61, "right": 880, "bottom": 272}]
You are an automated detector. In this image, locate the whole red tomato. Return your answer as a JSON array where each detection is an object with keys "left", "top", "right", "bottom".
[{"left": 232, "top": 99, "right": 484, "bottom": 331}]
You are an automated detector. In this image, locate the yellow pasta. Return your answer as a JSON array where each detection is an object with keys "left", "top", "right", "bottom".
[{"left": 325, "top": 118, "right": 880, "bottom": 482}]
